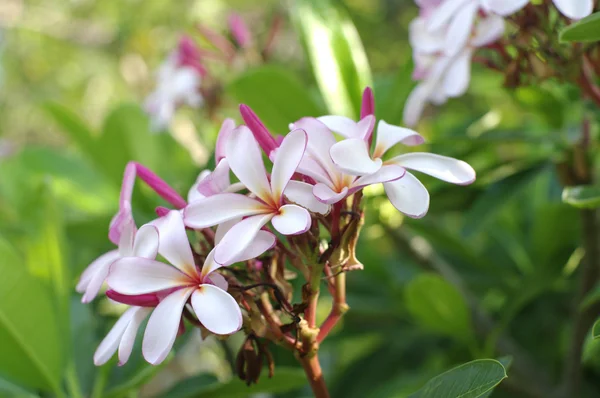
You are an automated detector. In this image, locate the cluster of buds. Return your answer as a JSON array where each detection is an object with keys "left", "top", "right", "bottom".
[
  {"left": 77, "top": 88, "right": 475, "bottom": 388},
  {"left": 144, "top": 12, "right": 283, "bottom": 130},
  {"left": 405, "top": 0, "right": 596, "bottom": 126}
]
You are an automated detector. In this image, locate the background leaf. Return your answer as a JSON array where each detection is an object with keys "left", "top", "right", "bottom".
[
  {"left": 562, "top": 186, "right": 600, "bottom": 209},
  {"left": 560, "top": 12, "right": 600, "bottom": 42}
]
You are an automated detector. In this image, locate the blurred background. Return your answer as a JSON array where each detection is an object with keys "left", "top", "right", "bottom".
[{"left": 0, "top": 0, "right": 597, "bottom": 397}]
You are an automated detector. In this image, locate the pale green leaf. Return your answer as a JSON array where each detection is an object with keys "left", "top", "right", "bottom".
[
  {"left": 562, "top": 186, "right": 600, "bottom": 209},
  {"left": 560, "top": 12, "right": 600, "bottom": 42}
]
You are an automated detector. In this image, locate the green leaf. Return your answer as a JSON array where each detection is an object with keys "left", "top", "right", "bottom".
[
  {"left": 408, "top": 359, "right": 507, "bottom": 398},
  {"left": 376, "top": 61, "right": 415, "bottom": 126},
  {"left": 292, "top": 0, "right": 372, "bottom": 118},
  {"left": 0, "top": 239, "right": 64, "bottom": 393},
  {"left": 0, "top": 376, "right": 39, "bottom": 398},
  {"left": 404, "top": 273, "right": 473, "bottom": 343},
  {"left": 43, "top": 103, "right": 98, "bottom": 158},
  {"left": 228, "top": 65, "right": 326, "bottom": 133},
  {"left": 562, "top": 186, "right": 600, "bottom": 209},
  {"left": 593, "top": 318, "right": 600, "bottom": 339},
  {"left": 163, "top": 368, "right": 307, "bottom": 398},
  {"left": 560, "top": 12, "right": 600, "bottom": 43}
]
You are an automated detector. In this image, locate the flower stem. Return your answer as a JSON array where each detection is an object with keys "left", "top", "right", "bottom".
[
  {"left": 317, "top": 271, "right": 348, "bottom": 343},
  {"left": 297, "top": 354, "right": 330, "bottom": 398}
]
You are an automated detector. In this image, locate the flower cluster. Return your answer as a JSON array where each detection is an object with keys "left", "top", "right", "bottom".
[
  {"left": 404, "top": 0, "right": 594, "bottom": 126},
  {"left": 78, "top": 88, "right": 475, "bottom": 375}
]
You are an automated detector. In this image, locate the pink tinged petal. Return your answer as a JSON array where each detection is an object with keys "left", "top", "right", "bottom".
[
  {"left": 298, "top": 156, "right": 334, "bottom": 185},
  {"left": 383, "top": 172, "right": 430, "bottom": 218},
  {"left": 357, "top": 115, "right": 376, "bottom": 142},
  {"left": 184, "top": 193, "right": 267, "bottom": 228},
  {"left": 78, "top": 250, "right": 121, "bottom": 303},
  {"left": 215, "top": 217, "right": 242, "bottom": 244},
  {"left": 427, "top": 0, "right": 471, "bottom": 31},
  {"left": 483, "top": 0, "right": 528, "bottom": 16},
  {"left": 226, "top": 126, "right": 272, "bottom": 202},
  {"left": 313, "top": 184, "right": 349, "bottom": 204},
  {"left": 143, "top": 287, "right": 195, "bottom": 365},
  {"left": 317, "top": 115, "right": 363, "bottom": 139},
  {"left": 291, "top": 118, "right": 338, "bottom": 172},
  {"left": 229, "top": 13, "right": 252, "bottom": 48},
  {"left": 271, "top": 204, "right": 311, "bottom": 235},
  {"left": 390, "top": 152, "right": 476, "bottom": 184},
  {"left": 360, "top": 87, "right": 375, "bottom": 119},
  {"left": 106, "top": 290, "right": 160, "bottom": 307},
  {"left": 216, "top": 119, "right": 236, "bottom": 162},
  {"left": 191, "top": 285, "right": 242, "bottom": 335},
  {"left": 154, "top": 211, "right": 197, "bottom": 276},
  {"left": 135, "top": 162, "right": 187, "bottom": 209},
  {"left": 403, "top": 84, "right": 432, "bottom": 128},
  {"left": 108, "top": 257, "right": 193, "bottom": 295},
  {"left": 239, "top": 105, "right": 278, "bottom": 156},
  {"left": 350, "top": 165, "right": 406, "bottom": 193},
  {"left": 230, "top": 230, "right": 276, "bottom": 263},
  {"left": 197, "top": 159, "right": 231, "bottom": 197},
  {"left": 553, "top": 0, "right": 593, "bottom": 19},
  {"left": 206, "top": 272, "right": 228, "bottom": 291},
  {"left": 270, "top": 129, "right": 308, "bottom": 202},
  {"left": 200, "top": 249, "right": 223, "bottom": 278},
  {"left": 330, "top": 139, "right": 382, "bottom": 176},
  {"left": 214, "top": 214, "right": 273, "bottom": 265},
  {"left": 117, "top": 215, "right": 136, "bottom": 257},
  {"left": 375, "top": 120, "right": 425, "bottom": 157},
  {"left": 444, "top": 1, "right": 478, "bottom": 56},
  {"left": 187, "top": 170, "right": 210, "bottom": 203},
  {"left": 119, "top": 162, "right": 137, "bottom": 210},
  {"left": 471, "top": 14, "right": 505, "bottom": 47},
  {"left": 132, "top": 224, "right": 159, "bottom": 259},
  {"left": 94, "top": 307, "right": 143, "bottom": 366},
  {"left": 443, "top": 48, "right": 473, "bottom": 98},
  {"left": 155, "top": 206, "right": 170, "bottom": 217},
  {"left": 118, "top": 307, "right": 152, "bottom": 365},
  {"left": 109, "top": 204, "right": 132, "bottom": 246},
  {"left": 284, "top": 180, "right": 331, "bottom": 215}
]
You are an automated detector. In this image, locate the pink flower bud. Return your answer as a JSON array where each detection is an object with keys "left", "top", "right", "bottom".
[
  {"left": 228, "top": 13, "right": 252, "bottom": 49},
  {"left": 360, "top": 87, "right": 375, "bottom": 119},
  {"left": 239, "top": 104, "right": 278, "bottom": 156}
]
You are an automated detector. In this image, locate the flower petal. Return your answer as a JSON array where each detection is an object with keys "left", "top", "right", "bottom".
[
  {"left": 313, "top": 184, "right": 349, "bottom": 204},
  {"left": 444, "top": 1, "right": 478, "bottom": 56},
  {"left": 375, "top": 120, "right": 425, "bottom": 157},
  {"left": 197, "top": 159, "right": 231, "bottom": 197},
  {"left": 409, "top": 17, "right": 445, "bottom": 53},
  {"left": 317, "top": 115, "right": 362, "bottom": 139},
  {"left": 187, "top": 170, "right": 211, "bottom": 203},
  {"left": 284, "top": 180, "right": 331, "bottom": 215},
  {"left": 390, "top": 152, "right": 476, "bottom": 184},
  {"left": 118, "top": 307, "right": 152, "bottom": 365},
  {"left": 427, "top": 0, "right": 470, "bottom": 31},
  {"left": 215, "top": 118, "right": 236, "bottom": 162},
  {"left": 117, "top": 217, "right": 136, "bottom": 257},
  {"left": 483, "top": 0, "right": 528, "bottom": 16},
  {"left": 214, "top": 217, "right": 242, "bottom": 244},
  {"left": 383, "top": 172, "right": 430, "bottom": 218},
  {"left": 108, "top": 257, "right": 193, "bottom": 295},
  {"left": 226, "top": 126, "right": 272, "bottom": 202},
  {"left": 472, "top": 14, "right": 505, "bottom": 47},
  {"left": 350, "top": 165, "right": 406, "bottom": 193},
  {"left": 403, "top": 84, "right": 433, "bottom": 128},
  {"left": 184, "top": 193, "right": 267, "bottom": 228},
  {"left": 271, "top": 204, "right": 311, "bottom": 235},
  {"left": 291, "top": 118, "right": 338, "bottom": 172},
  {"left": 153, "top": 211, "right": 197, "bottom": 276},
  {"left": 230, "top": 230, "right": 276, "bottom": 263},
  {"left": 330, "top": 139, "right": 382, "bottom": 176},
  {"left": 143, "top": 287, "right": 195, "bottom": 365},
  {"left": 191, "top": 285, "right": 242, "bottom": 335},
  {"left": 78, "top": 250, "right": 121, "bottom": 303},
  {"left": 553, "top": 0, "right": 593, "bottom": 19},
  {"left": 443, "top": 48, "right": 473, "bottom": 98},
  {"left": 206, "top": 272, "right": 228, "bottom": 291},
  {"left": 132, "top": 224, "right": 159, "bottom": 259},
  {"left": 270, "top": 129, "right": 307, "bottom": 201},
  {"left": 214, "top": 214, "right": 273, "bottom": 265},
  {"left": 94, "top": 306, "right": 141, "bottom": 366},
  {"left": 297, "top": 156, "right": 334, "bottom": 185},
  {"left": 357, "top": 115, "right": 376, "bottom": 142}
]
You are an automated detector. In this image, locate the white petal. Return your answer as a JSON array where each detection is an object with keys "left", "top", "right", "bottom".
[
  {"left": 443, "top": 49, "right": 473, "bottom": 98},
  {"left": 271, "top": 204, "right": 311, "bottom": 235},
  {"left": 79, "top": 250, "right": 121, "bottom": 303},
  {"left": 390, "top": 152, "right": 476, "bottom": 184},
  {"left": 375, "top": 120, "right": 425, "bottom": 157},
  {"left": 291, "top": 118, "right": 337, "bottom": 172},
  {"left": 94, "top": 307, "right": 139, "bottom": 366},
  {"left": 143, "top": 287, "right": 194, "bottom": 365},
  {"left": 317, "top": 115, "right": 363, "bottom": 139},
  {"left": 297, "top": 156, "right": 334, "bottom": 185},
  {"left": 330, "top": 139, "right": 382, "bottom": 176},
  {"left": 118, "top": 307, "right": 152, "bottom": 365},
  {"left": 383, "top": 172, "right": 430, "bottom": 218},
  {"left": 483, "top": 0, "right": 528, "bottom": 16},
  {"left": 226, "top": 126, "right": 272, "bottom": 202},
  {"left": 313, "top": 184, "right": 349, "bottom": 204},
  {"left": 350, "top": 165, "right": 406, "bottom": 193},
  {"left": 184, "top": 193, "right": 267, "bottom": 228},
  {"left": 553, "top": 0, "right": 593, "bottom": 19},
  {"left": 214, "top": 214, "right": 273, "bottom": 265},
  {"left": 472, "top": 14, "right": 505, "bottom": 47},
  {"left": 403, "top": 84, "right": 432, "bottom": 128},
  {"left": 229, "top": 231, "right": 276, "bottom": 263},
  {"left": 108, "top": 257, "right": 193, "bottom": 295},
  {"left": 200, "top": 249, "right": 225, "bottom": 277},
  {"left": 117, "top": 217, "right": 136, "bottom": 257},
  {"left": 196, "top": 159, "right": 231, "bottom": 197},
  {"left": 409, "top": 17, "right": 445, "bottom": 53},
  {"left": 206, "top": 272, "right": 228, "bottom": 291},
  {"left": 132, "top": 224, "right": 159, "bottom": 259},
  {"left": 427, "top": 0, "right": 470, "bottom": 31},
  {"left": 444, "top": 1, "right": 478, "bottom": 56},
  {"left": 215, "top": 118, "right": 236, "bottom": 162},
  {"left": 270, "top": 129, "right": 307, "bottom": 202},
  {"left": 284, "top": 180, "right": 331, "bottom": 215},
  {"left": 187, "top": 170, "right": 211, "bottom": 203},
  {"left": 153, "top": 211, "right": 197, "bottom": 276},
  {"left": 191, "top": 285, "right": 242, "bottom": 335},
  {"left": 356, "top": 115, "right": 376, "bottom": 141}
]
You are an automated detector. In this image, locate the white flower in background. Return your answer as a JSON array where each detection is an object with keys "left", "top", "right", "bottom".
[{"left": 484, "top": 0, "right": 593, "bottom": 20}]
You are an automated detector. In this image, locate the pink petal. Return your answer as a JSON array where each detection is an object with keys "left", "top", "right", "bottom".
[
  {"left": 271, "top": 204, "right": 311, "bottom": 235},
  {"left": 191, "top": 285, "right": 242, "bottom": 335},
  {"left": 214, "top": 214, "right": 273, "bottom": 265},
  {"left": 226, "top": 126, "right": 272, "bottom": 202},
  {"left": 119, "top": 162, "right": 137, "bottom": 210},
  {"left": 118, "top": 307, "right": 152, "bottom": 365},
  {"left": 330, "top": 138, "right": 382, "bottom": 176},
  {"left": 187, "top": 170, "right": 210, "bottom": 203},
  {"left": 228, "top": 13, "right": 252, "bottom": 48},
  {"left": 360, "top": 87, "right": 375, "bottom": 119},
  {"left": 109, "top": 203, "right": 133, "bottom": 246},
  {"left": 78, "top": 250, "right": 121, "bottom": 303},
  {"left": 197, "top": 159, "right": 231, "bottom": 197},
  {"left": 427, "top": 0, "right": 470, "bottom": 31},
  {"left": 153, "top": 211, "right": 197, "bottom": 277},
  {"left": 106, "top": 290, "right": 160, "bottom": 307},
  {"left": 483, "top": 0, "right": 528, "bottom": 16},
  {"left": 108, "top": 257, "right": 193, "bottom": 295},
  {"left": 383, "top": 172, "right": 430, "bottom": 218},
  {"left": 313, "top": 183, "right": 349, "bottom": 204},
  {"left": 284, "top": 180, "right": 331, "bottom": 214},
  {"left": 472, "top": 14, "right": 505, "bottom": 47},
  {"left": 375, "top": 120, "right": 425, "bottom": 157},
  {"left": 349, "top": 164, "right": 406, "bottom": 194},
  {"left": 444, "top": 1, "right": 478, "bottom": 56},
  {"left": 135, "top": 163, "right": 187, "bottom": 209},
  {"left": 357, "top": 115, "right": 376, "bottom": 142},
  {"left": 553, "top": 0, "right": 593, "bottom": 19},
  {"left": 143, "top": 287, "right": 195, "bottom": 365},
  {"left": 184, "top": 193, "right": 267, "bottom": 228},
  {"left": 132, "top": 224, "right": 159, "bottom": 259},
  {"left": 215, "top": 119, "right": 236, "bottom": 162},
  {"left": 390, "top": 153, "right": 476, "bottom": 184},
  {"left": 117, "top": 216, "right": 136, "bottom": 257},
  {"left": 443, "top": 48, "right": 473, "bottom": 98},
  {"left": 206, "top": 272, "right": 228, "bottom": 291},
  {"left": 270, "top": 129, "right": 307, "bottom": 202},
  {"left": 291, "top": 118, "right": 338, "bottom": 173}
]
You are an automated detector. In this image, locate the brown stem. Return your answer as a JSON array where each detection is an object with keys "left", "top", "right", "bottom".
[
  {"left": 577, "top": 59, "right": 600, "bottom": 107},
  {"left": 317, "top": 271, "right": 348, "bottom": 343},
  {"left": 297, "top": 354, "right": 330, "bottom": 398}
]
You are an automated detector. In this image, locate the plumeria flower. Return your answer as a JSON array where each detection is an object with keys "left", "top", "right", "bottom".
[
  {"left": 290, "top": 117, "right": 406, "bottom": 205},
  {"left": 76, "top": 219, "right": 159, "bottom": 303},
  {"left": 329, "top": 120, "right": 476, "bottom": 217},
  {"left": 404, "top": 12, "right": 505, "bottom": 127},
  {"left": 184, "top": 127, "right": 311, "bottom": 265},
  {"left": 484, "top": 0, "right": 593, "bottom": 20}
]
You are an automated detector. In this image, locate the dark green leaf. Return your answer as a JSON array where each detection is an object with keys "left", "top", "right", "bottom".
[
  {"left": 593, "top": 318, "right": 600, "bottom": 339},
  {"left": 562, "top": 186, "right": 600, "bottom": 209},
  {"left": 560, "top": 12, "right": 600, "bottom": 42}
]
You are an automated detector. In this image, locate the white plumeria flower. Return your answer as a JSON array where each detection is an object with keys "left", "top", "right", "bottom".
[
  {"left": 484, "top": 0, "right": 593, "bottom": 20},
  {"left": 290, "top": 118, "right": 405, "bottom": 205},
  {"left": 330, "top": 120, "right": 476, "bottom": 218},
  {"left": 404, "top": 13, "right": 505, "bottom": 127},
  {"left": 76, "top": 219, "right": 159, "bottom": 303}
]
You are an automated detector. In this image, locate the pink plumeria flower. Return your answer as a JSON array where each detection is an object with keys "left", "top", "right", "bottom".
[
  {"left": 484, "top": 0, "right": 593, "bottom": 20},
  {"left": 290, "top": 118, "right": 405, "bottom": 205},
  {"left": 184, "top": 127, "right": 311, "bottom": 265},
  {"left": 228, "top": 13, "right": 252, "bottom": 49},
  {"left": 76, "top": 219, "right": 159, "bottom": 303},
  {"left": 330, "top": 120, "right": 476, "bottom": 218}
]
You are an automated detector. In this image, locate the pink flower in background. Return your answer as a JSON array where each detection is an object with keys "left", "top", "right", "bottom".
[{"left": 229, "top": 13, "right": 253, "bottom": 49}]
